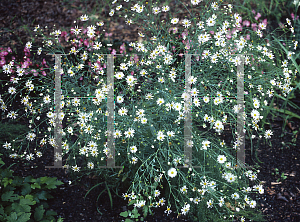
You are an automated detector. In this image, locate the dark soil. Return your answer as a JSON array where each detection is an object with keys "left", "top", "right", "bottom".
[
  {"left": 1, "top": 144, "right": 190, "bottom": 222},
  {"left": 1, "top": 0, "right": 300, "bottom": 221}
]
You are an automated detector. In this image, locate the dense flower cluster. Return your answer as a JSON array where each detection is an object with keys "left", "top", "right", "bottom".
[{"left": 0, "top": 0, "right": 298, "bottom": 221}]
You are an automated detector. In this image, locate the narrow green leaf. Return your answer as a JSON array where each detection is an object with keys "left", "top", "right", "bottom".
[
  {"left": 268, "top": 107, "right": 300, "bottom": 119},
  {"left": 105, "top": 182, "right": 113, "bottom": 210},
  {"left": 274, "top": 93, "right": 300, "bottom": 110},
  {"left": 83, "top": 181, "right": 104, "bottom": 200}
]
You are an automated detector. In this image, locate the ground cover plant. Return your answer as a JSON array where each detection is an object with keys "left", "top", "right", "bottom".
[
  {"left": 0, "top": 152, "right": 64, "bottom": 222},
  {"left": 0, "top": 0, "right": 300, "bottom": 221}
]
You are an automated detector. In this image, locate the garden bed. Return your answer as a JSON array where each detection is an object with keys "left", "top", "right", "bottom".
[
  {"left": 1, "top": 0, "right": 300, "bottom": 221},
  {"left": 2, "top": 101, "right": 300, "bottom": 221}
]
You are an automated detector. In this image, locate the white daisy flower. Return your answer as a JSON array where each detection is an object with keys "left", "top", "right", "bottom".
[
  {"left": 80, "top": 14, "right": 89, "bottom": 21},
  {"left": 264, "top": 129, "right": 273, "bottom": 139},
  {"left": 217, "top": 155, "right": 227, "bottom": 164},
  {"left": 156, "top": 98, "right": 165, "bottom": 106},
  {"left": 168, "top": 168, "right": 177, "bottom": 178},
  {"left": 130, "top": 145, "right": 137, "bottom": 153}
]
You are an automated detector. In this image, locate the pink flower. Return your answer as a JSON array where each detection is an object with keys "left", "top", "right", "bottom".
[
  {"left": 32, "top": 69, "right": 38, "bottom": 76},
  {"left": 42, "top": 58, "right": 48, "bottom": 67},
  {"left": 24, "top": 47, "right": 30, "bottom": 53},
  {"left": 185, "top": 40, "right": 194, "bottom": 50},
  {"left": 251, "top": 23, "right": 257, "bottom": 31},
  {"left": 255, "top": 13, "right": 261, "bottom": 21},
  {"left": 111, "top": 49, "right": 117, "bottom": 55},
  {"left": 209, "top": 31, "right": 214, "bottom": 35},
  {"left": 243, "top": 20, "right": 250, "bottom": 27},
  {"left": 7, "top": 47, "right": 12, "bottom": 53},
  {"left": 291, "top": 13, "right": 299, "bottom": 20},
  {"left": 0, "top": 59, "right": 5, "bottom": 67},
  {"left": 84, "top": 39, "right": 89, "bottom": 47},
  {"left": 252, "top": 10, "right": 256, "bottom": 14},
  {"left": 246, "top": 35, "right": 250, "bottom": 40},
  {"left": 262, "top": 18, "right": 268, "bottom": 26},
  {"left": 42, "top": 71, "right": 46, "bottom": 76},
  {"left": 120, "top": 43, "right": 126, "bottom": 55},
  {"left": 169, "top": 27, "right": 178, "bottom": 34},
  {"left": 134, "top": 54, "right": 139, "bottom": 63},
  {"left": 22, "top": 61, "right": 30, "bottom": 69},
  {"left": 291, "top": 13, "right": 295, "bottom": 20},
  {"left": 0, "top": 51, "right": 7, "bottom": 57},
  {"left": 181, "top": 30, "right": 189, "bottom": 39},
  {"left": 226, "top": 33, "right": 232, "bottom": 39},
  {"left": 61, "top": 31, "right": 67, "bottom": 38},
  {"left": 279, "top": 22, "right": 284, "bottom": 29}
]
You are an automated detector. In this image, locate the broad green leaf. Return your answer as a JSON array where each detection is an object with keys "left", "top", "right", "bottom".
[
  {"left": 35, "top": 190, "right": 50, "bottom": 201},
  {"left": 16, "top": 212, "right": 31, "bottom": 222},
  {"left": 23, "top": 176, "right": 34, "bottom": 183},
  {"left": 31, "top": 182, "right": 41, "bottom": 189},
  {"left": 22, "top": 194, "right": 36, "bottom": 205},
  {"left": 6, "top": 212, "right": 18, "bottom": 222},
  {"left": 34, "top": 205, "right": 45, "bottom": 221},
  {"left": 2, "top": 178, "right": 13, "bottom": 188},
  {"left": 21, "top": 183, "right": 31, "bottom": 196},
  {"left": 120, "top": 211, "right": 128, "bottom": 217},
  {"left": 1, "top": 191, "right": 19, "bottom": 202},
  {"left": 11, "top": 201, "right": 31, "bottom": 213},
  {"left": 40, "top": 177, "right": 63, "bottom": 189},
  {"left": 45, "top": 210, "right": 57, "bottom": 217}
]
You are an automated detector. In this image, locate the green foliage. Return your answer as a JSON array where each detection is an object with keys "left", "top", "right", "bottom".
[
  {"left": 1, "top": 0, "right": 299, "bottom": 221},
  {"left": 120, "top": 204, "right": 142, "bottom": 222},
  {"left": 0, "top": 122, "right": 29, "bottom": 157},
  {"left": 271, "top": 168, "right": 288, "bottom": 182},
  {"left": 0, "top": 153, "right": 65, "bottom": 222}
]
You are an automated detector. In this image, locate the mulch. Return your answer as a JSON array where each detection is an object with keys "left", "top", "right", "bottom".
[{"left": 1, "top": 0, "right": 300, "bottom": 221}]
